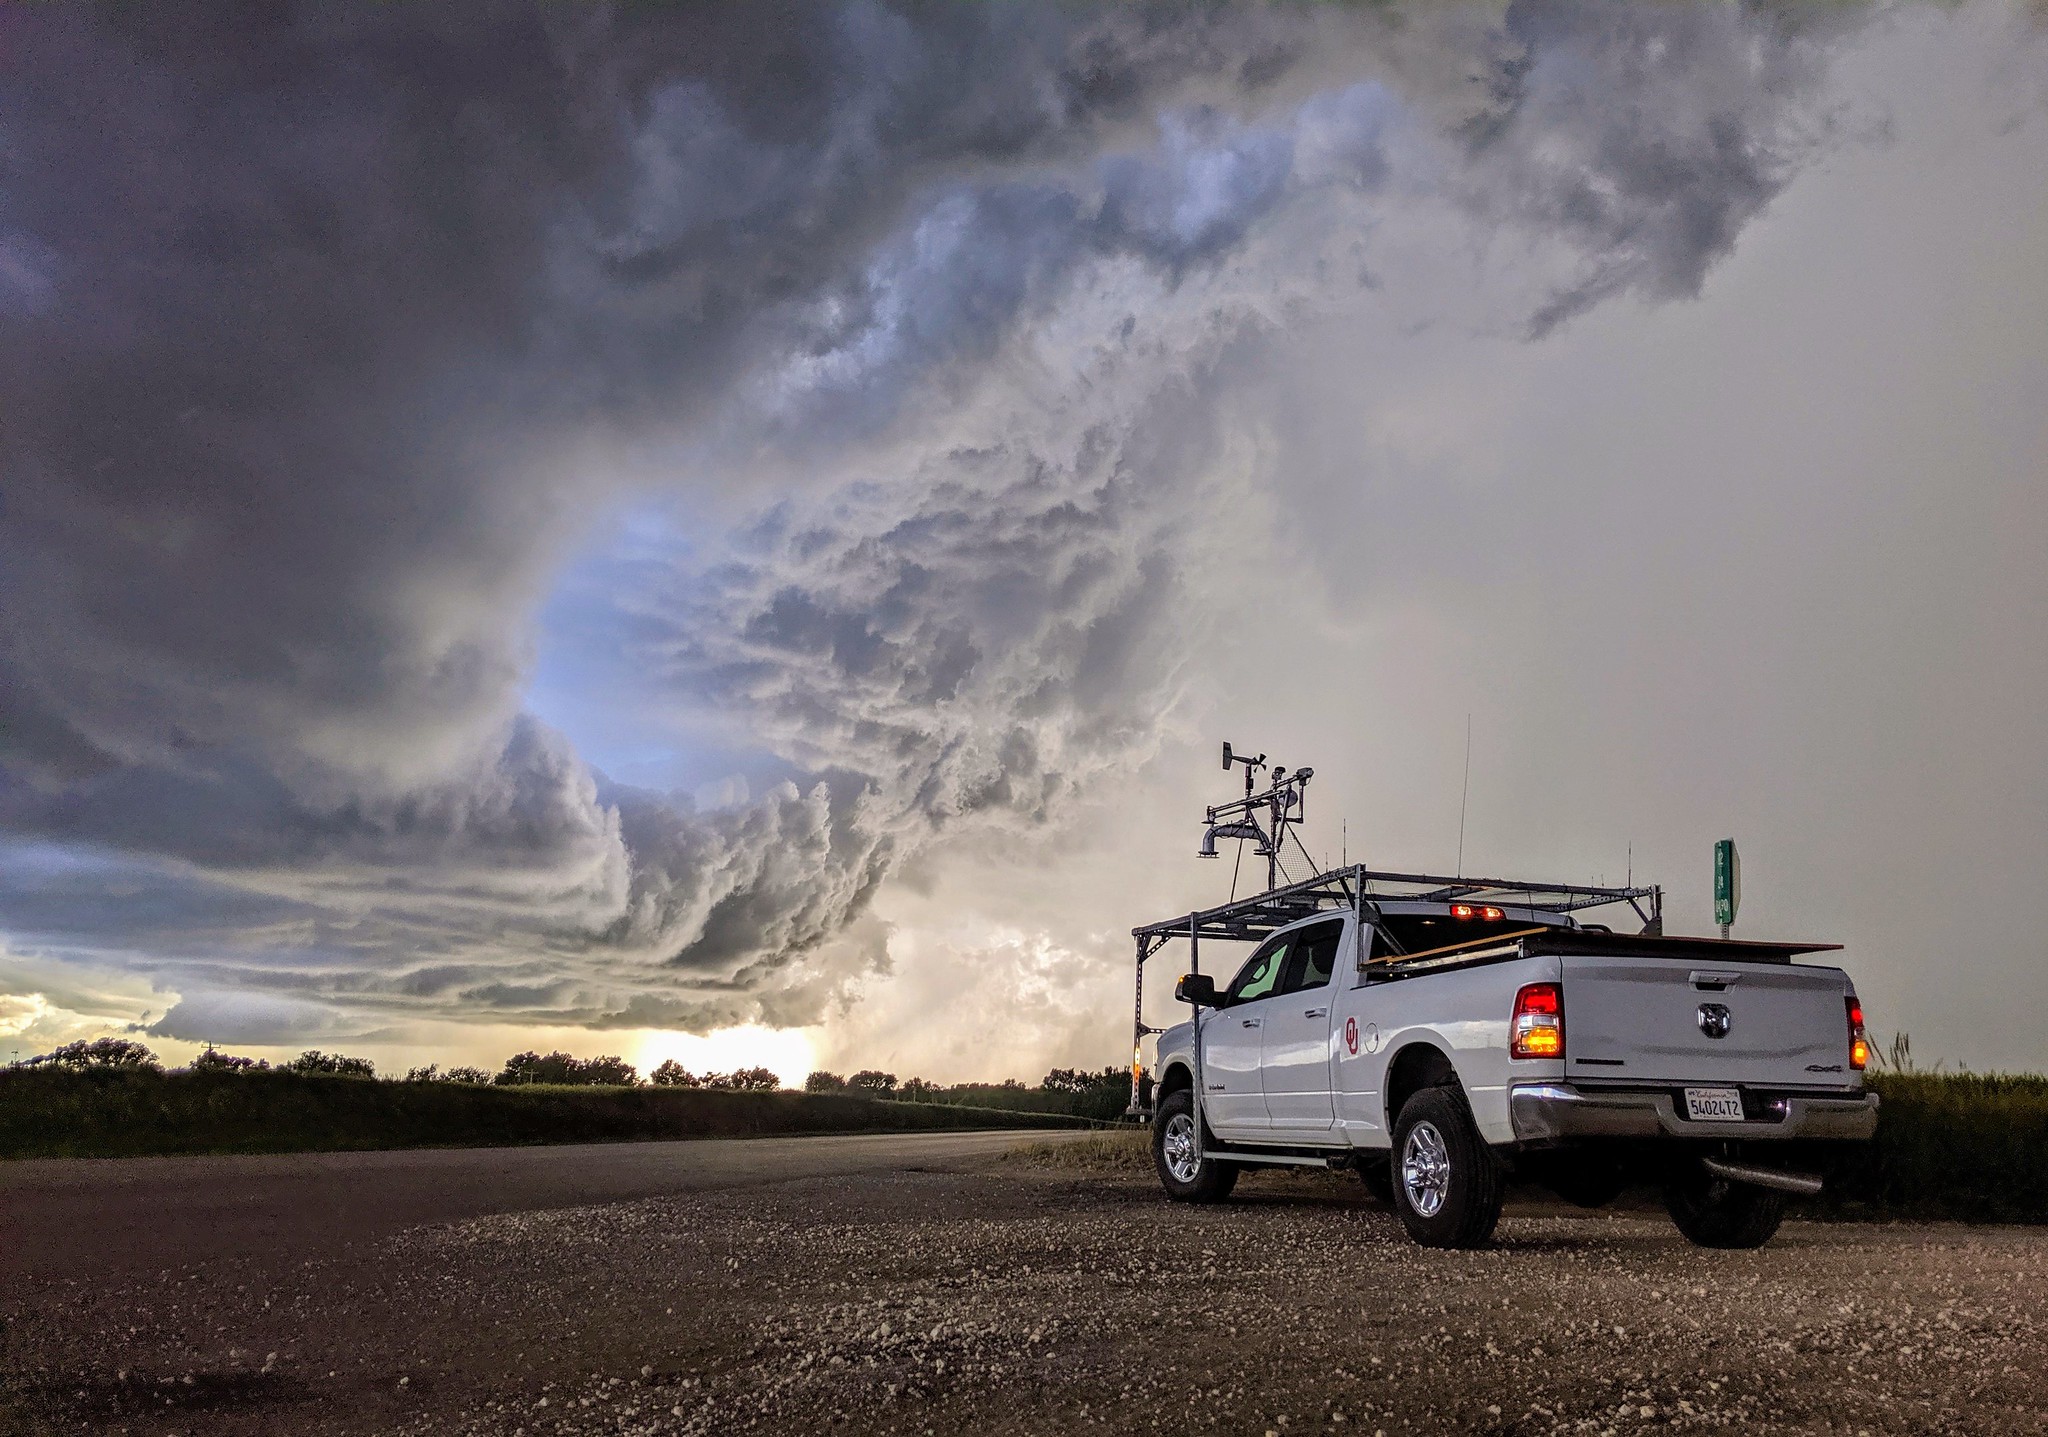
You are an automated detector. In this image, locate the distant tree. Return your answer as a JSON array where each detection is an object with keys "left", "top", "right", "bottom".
[
  {"left": 1044, "top": 1065, "right": 1123, "bottom": 1094},
  {"left": 404, "top": 1063, "right": 494, "bottom": 1083},
  {"left": 651, "top": 1060, "right": 701, "bottom": 1088},
  {"left": 494, "top": 1050, "right": 638, "bottom": 1087},
  {"left": 190, "top": 1046, "right": 268, "bottom": 1073},
  {"left": 1043, "top": 1064, "right": 1130, "bottom": 1120},
  {"left": 23, "top": 1037, "right": 162, "bottom": 1072},
  {"left": 897, "top": 1077, "right": 937, "bottom": 1101},
  {"left": 580, "top": 1054, "right": 639, "bottom": 1086},
  {"left": 707, "top": 1066, "right": 780, "bottom": 1091},
  {"left": 496, "top": 1050, "right": 547, "bottom": 1085},
  {"left": 498, "top": 1050, "right": 573, "bottom": 1085},
  {"left": 804, "top": 1070, "right": 847, "bottom": 1093},
  {"left": 285, "top": 1050, "right": 376, "bottom": 1078},
  {"left": 849, "top": 1069, "right": 897, "bottom": 1095}
]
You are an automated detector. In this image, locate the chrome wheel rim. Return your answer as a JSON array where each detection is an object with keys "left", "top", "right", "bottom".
[
  {"left": 1402, "top": 1120, "right": 1451, "bottom": 1217},
  {"left": 1162, "top": 1111, "right": 1200, "bottom": 1183}
]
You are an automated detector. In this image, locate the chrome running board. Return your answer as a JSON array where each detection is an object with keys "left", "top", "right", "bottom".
[{"left": 1203, "top": 1148, "right": 1347, "bottom": 1168}]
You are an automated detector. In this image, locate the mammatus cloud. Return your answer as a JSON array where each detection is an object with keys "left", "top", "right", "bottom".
[{"left": 0, "top": 2, "right": 1876, "bottom": 1044}]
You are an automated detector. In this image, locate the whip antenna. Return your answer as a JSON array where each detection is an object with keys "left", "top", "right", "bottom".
[{"left": 1456, "top": 713, "right": 1472, "bottom": 878}]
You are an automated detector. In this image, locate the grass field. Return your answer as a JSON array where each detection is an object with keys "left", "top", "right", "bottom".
[{"left": 0, "top": 1066, "right": 1104, "bottom": 1160}]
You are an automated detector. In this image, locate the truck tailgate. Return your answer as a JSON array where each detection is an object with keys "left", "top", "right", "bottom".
[{"left": 1561, "top": 955, "right": 1851, "bottom": 1085}]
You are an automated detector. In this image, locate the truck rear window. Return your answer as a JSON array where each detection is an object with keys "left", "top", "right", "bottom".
[{"left": 1377, "top": 913, "right": 1531, "bottom": 956}]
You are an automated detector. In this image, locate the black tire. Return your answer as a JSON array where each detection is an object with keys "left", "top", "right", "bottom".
[
  {"left": 1664, "top": 1162, "right": 1787, "bottom": 1249},
  {"left": 1390, "top": 1086, "right": 1506, "bottom": 1249},
  {"left": 1151, "top": 1087, "right": 1240, "bottom": 1204}
]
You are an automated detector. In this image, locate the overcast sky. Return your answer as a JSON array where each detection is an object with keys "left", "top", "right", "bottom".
[{"left": 2, "top": 2, "right": 2044, "bottom": 1082}]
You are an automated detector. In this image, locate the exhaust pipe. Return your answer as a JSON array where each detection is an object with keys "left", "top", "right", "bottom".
[{"left": 1702, "top": 1156, "right": 1824, "bottom": 1196}]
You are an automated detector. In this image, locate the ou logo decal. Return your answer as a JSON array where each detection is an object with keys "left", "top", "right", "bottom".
[{"left": 1344, "top": 1016, "right": 1360, "bottom": 1056}]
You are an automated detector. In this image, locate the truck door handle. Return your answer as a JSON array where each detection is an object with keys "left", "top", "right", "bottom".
[
  {"left": 1240, "top": 1018, "right": 1262, "bottom": 1029},
  {"left": 1303, "top": 1007, "right": 1328, "bottom": 1019}
]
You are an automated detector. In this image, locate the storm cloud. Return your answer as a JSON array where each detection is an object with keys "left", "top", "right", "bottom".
[{"left": 0, "top": 2, "right": 1883, "bottom": 1043}]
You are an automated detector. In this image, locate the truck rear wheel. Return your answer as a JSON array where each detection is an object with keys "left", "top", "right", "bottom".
[
  {"left": 1152, "top": 1088, "right": 1239, "bottom": 1203},
  {"left": 1664, "top": 1162, "right": 1787, "bottom": 1249},
  {"left": 1391, "top": 1086, "right": 1505, "bottom": 1248}
]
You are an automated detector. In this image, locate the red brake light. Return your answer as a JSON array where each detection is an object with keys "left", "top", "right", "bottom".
[
  {"left": 1451, "top": 903, "right": 1505, "bottom": 921},
  {"left": 1511, "top": 982, "right": 1564, "bottom": 1059},
  {"left": 1847, "top": 996, "right": 1868, "bottom": 1071}
]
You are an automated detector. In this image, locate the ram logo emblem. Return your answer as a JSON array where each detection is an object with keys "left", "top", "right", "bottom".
[{"left": 1697, "top": 1002, "right": 1733, "bottom": 1039}]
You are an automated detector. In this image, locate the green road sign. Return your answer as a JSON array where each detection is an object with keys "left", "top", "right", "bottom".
[{"left": 1714, "top": 838, "right": 1741, "bottom": 932}]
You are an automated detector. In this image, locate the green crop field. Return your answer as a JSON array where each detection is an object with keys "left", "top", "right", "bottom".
[
  {"left": 0, "top": 1066, "right": 1104, "bottom": 1161},
  {"left": 1816, "top": 1072, "right": 2048, "bottom": 1224}
]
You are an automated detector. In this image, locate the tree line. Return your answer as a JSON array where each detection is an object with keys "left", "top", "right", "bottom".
[
  {"left": 802, "top": 1065, "right": 1131, "bottom": 1121},
  {"left": 11, "top": 1039, "right": 770, "bottom": 1091},
  {"left": 10, "top": 1038, "right": 1128, "bottom": 1114}
]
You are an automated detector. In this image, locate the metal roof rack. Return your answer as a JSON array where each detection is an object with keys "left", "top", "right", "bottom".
[{"left": 1131, "top": 864, "right": 1663, "bottom": 945}]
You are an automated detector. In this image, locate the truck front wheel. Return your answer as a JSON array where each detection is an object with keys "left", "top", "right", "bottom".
[
  {"left": 1391, "top": 1086, "right": 1505, "bottom": 1248},
  {"left": 1664, "top": 1162, "right": 1787, "bottom": 1249},
  {"left": 1152, "top": 1088, "right": 1239, "bottom": 1203}
]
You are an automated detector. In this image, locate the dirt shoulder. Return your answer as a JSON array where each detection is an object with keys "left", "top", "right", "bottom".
[{"left": 5, "top": 1135, "right": 2044, "bottom": 1436}]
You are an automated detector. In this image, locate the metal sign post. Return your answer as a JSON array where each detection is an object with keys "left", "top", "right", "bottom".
[{"left": 1714, "top": 838, "right": 1741, "bottom": 939}]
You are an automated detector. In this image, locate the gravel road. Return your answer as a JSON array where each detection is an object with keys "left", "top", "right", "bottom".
[
  {"left": 0, "top": 1130, "right": 1068, "bottom": 1284},
  {"left": 5, "top": 1134, "right": 2044, "bottom": 1436}
]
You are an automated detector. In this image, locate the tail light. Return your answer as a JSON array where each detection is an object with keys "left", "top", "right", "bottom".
[
  {"left": 1511, "top": 982, "right": 1564, "bottom": 1059},
  {"left": 1846, "top": 996, "right": 1868, "bottom": 1071}
]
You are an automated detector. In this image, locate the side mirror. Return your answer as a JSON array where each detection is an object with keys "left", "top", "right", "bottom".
[{"left": 1175, "top": 973, "right": 1221, "bottom": 1008}]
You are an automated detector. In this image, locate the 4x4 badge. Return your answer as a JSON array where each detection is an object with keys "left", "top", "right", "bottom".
[{"left": 1698, "top": 1002, "right": 1733, "bottom": 1039}]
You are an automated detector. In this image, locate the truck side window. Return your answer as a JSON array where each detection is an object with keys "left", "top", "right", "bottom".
[
  {"left": 1226, "top": 939, "right": 1290, "bottom": 1005},
  {"left": 1279, "top": 922, "right": 1342, "bottom": 994}
]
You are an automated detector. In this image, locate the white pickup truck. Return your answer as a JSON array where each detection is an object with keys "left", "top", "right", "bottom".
[{"left": 1135, "top": 870, "right": 1878, "bottom": 1250}]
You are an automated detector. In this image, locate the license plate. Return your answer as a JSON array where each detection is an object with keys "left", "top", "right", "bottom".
[{"left": 1683, "top": 1087, "right": 1746, "bottom": 1122}]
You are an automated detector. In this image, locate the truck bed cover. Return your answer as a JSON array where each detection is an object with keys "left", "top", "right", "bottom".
[
  {"left": 1367, "top": 926, "right": 1843, "bottom": 976},
  {"left": 1518, "top": 930, "right": 1841, "bottom": 963}
]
